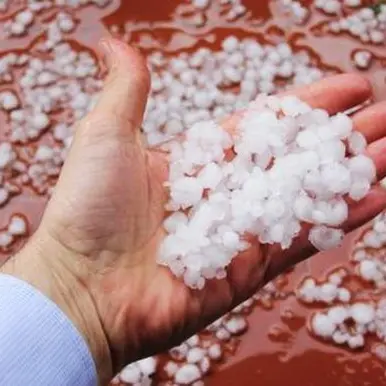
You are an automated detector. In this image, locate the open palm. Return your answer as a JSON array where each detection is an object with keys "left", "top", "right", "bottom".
[{"left": 19, "top": 39, "right": 386, "bottom": 383}]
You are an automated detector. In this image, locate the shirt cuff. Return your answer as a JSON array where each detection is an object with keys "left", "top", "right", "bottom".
[{"left": 0, "top": 274, "right": 97, "bottom": 386}]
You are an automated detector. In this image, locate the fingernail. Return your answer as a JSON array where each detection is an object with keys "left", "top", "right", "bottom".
[{"left": 99, "top": 38, "right": 114, "bottom": 70}]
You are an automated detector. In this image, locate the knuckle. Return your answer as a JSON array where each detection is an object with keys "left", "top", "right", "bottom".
[
  {"left": 76, "top": 113, "right": 119, "bottom": 143},
  {"left": 106, "top": 65, "right": 150, "bottom": 95}
]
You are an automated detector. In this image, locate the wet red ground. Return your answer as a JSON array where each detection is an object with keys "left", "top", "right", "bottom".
[{"left": 1, "top": 0, "right": 386, "bottom": 385}]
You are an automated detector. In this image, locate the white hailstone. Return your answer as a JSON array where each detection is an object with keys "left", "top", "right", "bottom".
[
  {"left": 359, "top": 260, "right": 380, "bottom": 281},
  {"left": 8, "top": 215, "right": 27, "bottom": 236},
  {"left": 328, "top": 306, "right": 349, "bottom": 325},
  {"left": 187, "top": 347, "right": 206, "bottom": 363},
  {"left": 348, "top": 334, "right": 365, "bottom": 349},
  {"left": 208, "top": 343, "right": 222, "bottom": 360},
  {"left": 31, "top": 112, "right": 50, "bottom": 131},
  {"left": 329, "top": 22, "right": 341, "bottom": 33},
  {"left": 186, "top": 335, "right": 200, "bottom": 347},
  {"left": 138, "top": 357, "right": 157, "bottom": 376},
  {"left": 277, "top": 43, "right": 293, "bottom": 59},
  {"left": 348, "top": 131, "right": 367, "bottom": 155},
  {"left": 309, "top": 225, "right": 344, "bottom": 251},
  {"left": 164, "top": 361, "right": 179, "bottom": 377},
  {"left": 224, "top": 316, "right": 247, "bottom": 334},
  {"left": 278, "top": 61, "right": 294, "bottom": 78},
  {"left": 350, "top": 303, "right": 375, "bottom": 325},
  {"left": 349, "top": 178, "right": 370, "bottom": 201},
  {"left": 170, "top": 343, "right": 189, "bottom": 360},
  {"left": 192, "top": 0, "right": 210, "bottom": 9},
  {"left": 370, "top": 30, "right": 384, "bottom": 44},
  {"left": 215, "top": 327, "right": 231, "bottom": 341},
  {"left": 333, "top": 331, "right": 349, "bottom": 345},
  {"left": 347, "top": 155, "right": 376, "bottom": 182},
  {"left": 328, "top": 271, "right": 344, "bottom": 285},
  {"left": 0, "top": 188, "right": 9, "bottom": 205},
  {"left": 223, "top": 66, "right": 242, "bottom": 83},
  {"left": 319, "top": 283, "right": 338, "bottom": 303},
  {"left": 222, "top": 230, "right": 242, "bottom": 250},
  {"left": 312, "top": 313, "right": 336, "bottom": 338},
  {"left": 312, "top": 199, "right": 348, "bottom": 226},
  {"left": 374, "top": 215, "right": 386, "bottom": 233},
  {"left": 222, "top": 36, "right": 239, "bottom": 52},
  {"left": 331, "top": 113, "right": 353, "bottom": 139},
  {"left": 36, "top": 72, "right": 56, "bottom": 86},
  {"left": 363, "top": 230, "right": 382, "bottom": 248},
  {"left": 15, "top": 10, "right": 34, "bottom": 26},
  {"left": 280, "top": 95, "right": 311, "bottom": 117},
  {"left": 0, "top": 232, "right": 13, "bottom": 248},
  {"left": 372, "top": 344, "right": 386, "bottom": 361},
  {"left": 280, "top": 0, "right": 308, "bottom": 23},
  {"left": 353, "top": 249, "right": 367, "bottom": 261},
  {"left": 57, "top": 13, "right": 76, "bottom": 32},
  {"left": 29, "top": 1, "right": 49, "bottom": 11},
  {"left": 0, "top": 142, "right": 15, "bottom": 169},
  {"left": 316, "top": 0, "right": 341, "bottom": 14},
  {"left": 169, "top": 177, "right": 204, "bottom": 209},
  {"left": 338, "top": 288, "right": 351, "bottom": 303},
  {"left": 293, "top": 194, "right": 314, "bottom": 222},
  {"left": 296, "top": 130, "right": 320, "bottom": 149},
  {"left": 34, "top": 145, "right": 54, "bottom": 162},
  {"left": 119, "top": 363, "right": 141, "bottom": 384},
  {"left": 10, "top": 22, "right": 26, "bottom": 36},
  {"left": 298, "top": 278, "right": 317, "bottom": 302},
  {"left": 228, "top": 52, "right": 244, "bottom": 68},
  {"left": 174, "top": 364, "right": 201, "bottom": 385},
  {"left": 0, "top": 0, "right": 9, "bottom": 12},
  {"left": 163, "top": 212, "right": 188, "bottom": 233},
  {"left": 0, "top": 91, "right": 19, "bottom": 110},
  {"left": 359, "top": 8, "right": 374, "bottom": 20},
  {"left": 53, "top": 124, "right": 71, "bottom": 141},
  {"left": 353, "top": 50, "right": 373, "bottom": 69},
  {"left": 344, "top": 0, "right": 361, "bottom": 7},
  {"left": 199, "top": 357, "right": 211, "bottom": 374},
  {"left": 198, "top": 162, "right": 223, "bottom": 189},
  {"left": 242, "top": 40, "right": 264, "bottom": 59}
]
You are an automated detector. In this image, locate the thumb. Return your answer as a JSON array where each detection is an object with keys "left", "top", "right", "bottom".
[
  {"left": 39, "top": 39, "right": 151, "bottom": 240},
  {"left": 80, "top": 38, "right": 150, "bottom": 139}
]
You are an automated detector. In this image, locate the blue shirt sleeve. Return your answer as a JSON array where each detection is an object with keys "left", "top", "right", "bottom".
[{"left": 0, "top": 274, "right": 98, "bottom": 386}]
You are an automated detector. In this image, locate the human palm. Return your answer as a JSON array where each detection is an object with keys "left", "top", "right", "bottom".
[{"left": 9, "top": 39, "right": 386, "bottom": 383}]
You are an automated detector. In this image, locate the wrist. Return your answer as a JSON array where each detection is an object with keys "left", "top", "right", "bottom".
[{"left": 1, "top": 228, "right": 113, "bottom": 385}]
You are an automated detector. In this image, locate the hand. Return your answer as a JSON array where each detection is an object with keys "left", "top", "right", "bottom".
[{"left": 3, "top": 38, "right": 386, "bottom": 384}]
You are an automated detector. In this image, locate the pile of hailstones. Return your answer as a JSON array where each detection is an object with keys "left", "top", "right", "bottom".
[
  {"left": 311, "top": 300, "right": 386, "bottom": 350},
  {"left": 158, "top": 94, "right": 376, "bottom": 289}
]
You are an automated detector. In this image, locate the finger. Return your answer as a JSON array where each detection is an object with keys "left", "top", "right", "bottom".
[
  {"left": 352, "top": 101, "right": 386, "bottom": 143},
  {"left": 263, "top": 185, "right": 386, "bottom": 284},
  {"left": 265, "top": 139, "right": 386, "bottom": 279},
  {"left": 222, "top": 74, "right": 372, "bottom": 135},
  {"left": 366, "top": 137, "right": 386, "bottom": 179},
  {"left": 282, "top": 73, "right": 372, "bottom": 114},
  {"left": 255, "top": 134, "right": 386, "bottom": 285},
  {"left": 343, "top": 136, "right": 386, "bottom": 226},
  {"left": 345, "top": 185, "right": 386, "bottom": 232},
  {"left": 264, "top": 184, "right": 386, "bottom": 284},
  {"left": 89, "top": 38, "right": 150, "bottom": 135}
]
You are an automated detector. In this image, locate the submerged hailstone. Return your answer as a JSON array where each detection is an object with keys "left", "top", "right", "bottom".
[{"left": 158, "top": 95, "right": 375, "bottom": 289}]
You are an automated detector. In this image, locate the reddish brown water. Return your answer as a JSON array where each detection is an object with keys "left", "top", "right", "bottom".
[{"left": 1, "top": 0, "right": 386, "bottom": 385}]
